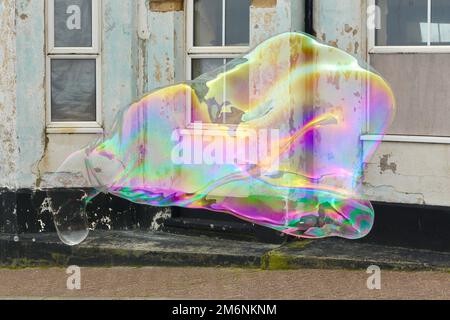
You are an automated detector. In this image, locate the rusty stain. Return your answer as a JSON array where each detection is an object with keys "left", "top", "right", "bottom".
[
  {"left": 346, "top": 42, "right": 353, "bottom": 54},
  {"left": 165, "top": 55, "right": 174, "bottom": 83},
  {"left": 154, "top": 58, "right": 162, "bottom": 83},
  {"left": 326, "top": 72, "right": 341, "bottom": 90},
  {"left": 150, "top": 0, "right": 184, "bottom": 12},
  {"left": 354, "top": 41, "right": 359, "bottom": 55},
  {"left": 140, "top": 40, "right": 149, "bottom": 93},
  {"left": 344, "top": 24, "right": 353, "bottom": 33},
  {"left": 328, "top": 39, "right": 338, "bottom": 48},
  {"left": 379, "top": 154, "right": 397, "bottom": 174},
  {"left": 252, "top": 0, "right": 277, "bottom": 8},
  {"left": 263, "top": 12, "right": 274, "bottom": 26}
]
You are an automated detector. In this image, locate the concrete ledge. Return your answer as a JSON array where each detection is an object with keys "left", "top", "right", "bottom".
[
  {"left": 1, "top": 231, "right": 449, "bottom": 271},
  {"left": 262, "top": 239, "right": 450, "bottom": 271},
  {"left": 0, "top": 231, "right": 277, "bottom": 268}
]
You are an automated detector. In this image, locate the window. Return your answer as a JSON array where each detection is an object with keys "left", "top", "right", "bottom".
[
  {"left": 370, "top": 0, "right": 450, "bottom": 52},
  {"left": 46, "top": 0, "right": 102, "bottom": 133},
  {"left": 365, "top": 0, "right": 450, "bottom": 140},
  {"left": 186, "top": 0, "right": 251, "bottom": 125}
]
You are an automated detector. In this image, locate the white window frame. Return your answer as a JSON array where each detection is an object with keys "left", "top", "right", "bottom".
[
  {"left": 185, "top": 0, "right": 250, "bottom": 80},
  {"left": 365, "top": 0, "right": 450, "bottom": 144},
  {"left": 368, "top": 0, "right": 450, "bottom": 54},
  {"left": 185, "top": 0, "right": 251, "bottom": 128},
  {"left": 46, "top": 0, "right": 102, "bottom": 134},
  {"left": 46, "top": 55, "right": 102, "bottom": 133},
  {"left": 47, "top": 0, "right": 101, "bottom": 54}
]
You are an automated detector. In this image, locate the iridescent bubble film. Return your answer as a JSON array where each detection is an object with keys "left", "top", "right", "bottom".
[{"left": 47, "top": 33, "right": 395, "bottom": 245}]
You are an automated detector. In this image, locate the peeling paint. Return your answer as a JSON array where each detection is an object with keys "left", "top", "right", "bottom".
[
  {"left": 379, "top": 154, "right": 397, "bottom": 174},
  {"left": 363, "top": 183, "right": 426, "bottom": 205},
  {"left": 252, "top": 0, "right": 277, "bottom": 9},
  {"left": 2, "top": 0, "right": 449, "bottom": 212},
  {"left": 250, "top": 0, "right": 293, "bottom": 47},
  {"left": 365, "top": 143, "right": 450, "bottom": 207},
  {"left": 146, "top": 10, "right": 184, "bottom": 90},
  {"left": 0, "top": 0, "right": 18, "bottom": 188},
  {"left": 150, "top": 208, "right": 172, "bottom": 231},
  {"left": 314, "top": 0, "right": 366, "bottom": 59},
  {"left": 15, "top": 0, "right": 46, "bottom": 188},
  {"left": 150, "top": 0, "right": 184, "bottom": 12}
]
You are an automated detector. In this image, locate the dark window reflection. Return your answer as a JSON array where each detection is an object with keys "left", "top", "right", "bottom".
[
  {"left": 376, "top": 0, "right": 428, "bottom": 46},
  {"left": 54, "top": 0, "right": 93, "bottom": 48},
  {"left": 51, "top": 59, "right": 96, "bottom": 122}
]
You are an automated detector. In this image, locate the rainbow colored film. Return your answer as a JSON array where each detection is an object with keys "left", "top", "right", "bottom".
[{"left": 48, "top": 33, "right": 395, "bottom": 246}]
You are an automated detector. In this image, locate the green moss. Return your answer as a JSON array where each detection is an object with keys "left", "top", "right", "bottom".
[
  {"left": 287, "top": 239, "right": 313, "bottom": 250},
  {"left": 262, "top": 251, "right": 292, "bottom": 270},
  {"left": 51, "top": 253, "right": 70, "bottom": 266},
  {"left": 261, "top": 240, "right": 312, "bottom": 270},
  {"left": 0, "top": 258, "right": 58, "bottom": 270}
]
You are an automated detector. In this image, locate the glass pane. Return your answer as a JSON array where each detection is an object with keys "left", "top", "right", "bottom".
[
  {"left": 194, "top": 0, "right": 223, "bottom": 46},
  {"left": 376, "top": 0, "right": 428, "bottom": 46},
  {"left": 225, "top": 0, "right": 250, "bottom": 46},
  {"left": 431, "top": 0, "right": 450, "bottom": 45},
  {"left": 191, "top": 58, "right": 248, "bottom": 125},
  {"left": 54, "top": 0, "right": 93, "bottom": 48},
  {"left": 192, "top": 58, "right": 225, "bottom": 79},
  {"left": 51, "top": 59, "right": 96, "bottom": 122}
]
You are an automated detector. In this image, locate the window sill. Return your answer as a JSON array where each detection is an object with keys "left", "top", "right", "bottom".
[
  {"left": 369, "top": 46, "right": 450, "bottom": 54},
  {"left": 46, "top": 127, "right": 104, "bottom": 134},
  {"left": 361, "top": 134, "right": 450, "bottom": 144}
]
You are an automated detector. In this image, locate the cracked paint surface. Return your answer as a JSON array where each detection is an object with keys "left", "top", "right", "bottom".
[{"left": 0, "top": 0, "right": 19, "bottom": 188}]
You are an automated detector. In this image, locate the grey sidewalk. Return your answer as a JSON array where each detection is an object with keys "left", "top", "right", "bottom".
[{"left": 1, "top": 231, "right": 449, "bottom": 271}]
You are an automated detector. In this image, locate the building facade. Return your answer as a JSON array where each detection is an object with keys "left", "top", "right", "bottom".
[{"left": 1, "top": 0, "right": 449, "bottom": 238}]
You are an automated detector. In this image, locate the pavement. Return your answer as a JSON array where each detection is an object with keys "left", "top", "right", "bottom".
[
  {"left": 1, "top": 230, "right": 449, "bottom": 271},
  {"left": 0, "top": 267, "right": 448, "bottom": 299}
]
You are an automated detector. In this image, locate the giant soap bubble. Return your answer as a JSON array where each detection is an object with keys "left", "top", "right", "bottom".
[{"left": 47, "top": 32, "right": 395, "bottom": 245}]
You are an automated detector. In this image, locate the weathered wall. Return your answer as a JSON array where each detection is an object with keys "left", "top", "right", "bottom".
[
  {"left": 314, "top": 0, "right": 367, "bottom": 60},
  {"left": 15, "top": 0, "right": 47, "bottom": 189},
  {"left": 28, "top": 0, "right": 141, "bottom": 187},
  {"left": 144, "top": 5, "right": 185, "bottom": 92},
  {"left": 0, "top": 1, "right": 19, "bottom": 189},
  {"left": 364, "top": 143, "right": 450, "bottom": 206},
  {"left": 251, "top": 0, "right": 304, "bottom": 46},
  {"left": 314, "top": 0, "right": 450, "bottom": 207},
  {"left": 0, "top": 0, "right": 315, "bottom": 234},
  {"left": 4, "top": 0, "right": 307, "bottom": 190},
  {"left": 8, "top": 0, "right": 448, "bottom": 208}
]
